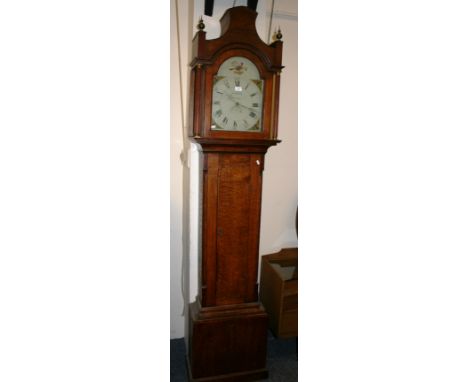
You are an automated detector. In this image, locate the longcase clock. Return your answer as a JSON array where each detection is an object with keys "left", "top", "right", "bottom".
[{"left": 186, "top": 6, "right": 284, "bottom": 381}]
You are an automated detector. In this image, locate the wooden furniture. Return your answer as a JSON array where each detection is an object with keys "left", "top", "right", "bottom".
[
  {"left": 260, "top": 248, "right": 298, "bottom": 338},
  {"left": 186, "top": 6, "right": 284, "bottom": 382}
]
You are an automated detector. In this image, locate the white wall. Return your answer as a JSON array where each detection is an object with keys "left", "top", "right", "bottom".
[
  {"left": 170, "top": 0, "right": 193, "bottom": 339},
  {"left": 171, "top": 0, "right": 297, "bottom": 339},
  {"left": 258, "top": 1, "right": 298, "bottom": 256}
]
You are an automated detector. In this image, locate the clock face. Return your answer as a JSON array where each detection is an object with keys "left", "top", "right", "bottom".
[{"left": 211, "top": 56, "right": 263, "bottom": 132}]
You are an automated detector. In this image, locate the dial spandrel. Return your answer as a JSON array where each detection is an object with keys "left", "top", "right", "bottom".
[{"left": 211, "top": 57, "right": 263, "bottom": 132}]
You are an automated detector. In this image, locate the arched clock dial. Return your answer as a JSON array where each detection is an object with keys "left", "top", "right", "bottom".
[{"left": 211, "top": 56, "right": 264, "bottom": 132}]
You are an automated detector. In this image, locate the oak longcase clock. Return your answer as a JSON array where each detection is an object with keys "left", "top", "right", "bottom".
[{"left": 186, "top": 6, "right": 284, "bottom": 381}]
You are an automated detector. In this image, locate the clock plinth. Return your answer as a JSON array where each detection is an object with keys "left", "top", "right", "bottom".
[
  {"left": 186, "top": 6, "right": 284, "bottom": 381},
  {"left": 187, "top": 298, "right": 268, "bottom": 382}
]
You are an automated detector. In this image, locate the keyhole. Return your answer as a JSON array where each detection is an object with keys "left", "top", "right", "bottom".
[{"left": 256, "top": 160, "right": 260, "bottom": 165}]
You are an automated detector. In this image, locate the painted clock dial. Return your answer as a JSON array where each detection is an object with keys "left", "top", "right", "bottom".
[{"left": 211, "top": 56, "right": 264, "bottom": 132}]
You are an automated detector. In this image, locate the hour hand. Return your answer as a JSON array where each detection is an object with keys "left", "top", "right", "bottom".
[
  {"left": 234, "top": 101, "right": 248, "bottom": 109},
  {"left": 226, "top": 94, "right": 239, "bottom": 105},
  {"left": 230, "top": 101, "right": 248, "bottom": 113}
]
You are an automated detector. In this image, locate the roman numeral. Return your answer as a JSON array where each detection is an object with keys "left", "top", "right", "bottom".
[
  {"left": 249, "top": 111, "right": 256, "bottom": 118},
  {"left": 216, "top": 89, "right": 223, "bottom": 94},
  {"left": 250, "top": 92, "right": 257, "bottom": 97},
  {"left": 224, "top": 79, "right": 230, "bottom": 88},
  {"left": 252, "top": 103, "right": 258, "bottom": 108},
  {"left": 235, "top": 79, "right": 240, "bottom": 87},
  {"left": 213, "top": 101, "right": 220, "bottom": 105},
  {"left": 233, "top": 121, "right": 238, "bottom": 129},
  {"left": 222, "top": 116, "right": 228, "bottom": 124},
  {"left": 215, "top": 110, "right": 222, "bottom": 117},
  {"left": 244, "top": 83, "right": 250, "bottom": 90}
]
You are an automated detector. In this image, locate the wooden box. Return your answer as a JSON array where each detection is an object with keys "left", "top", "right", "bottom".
[{"left": 259, "top": 248, "right": 298, "bottom": 338}]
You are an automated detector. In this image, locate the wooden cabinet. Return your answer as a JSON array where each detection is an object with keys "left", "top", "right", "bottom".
[{"left": 260, "top": 248, "right": 298, "bottom": 338}]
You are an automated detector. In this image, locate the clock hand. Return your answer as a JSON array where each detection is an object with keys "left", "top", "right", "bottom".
[
  {"left": 225, "top": 94, "right": 255, "bottom": 113},
  {"left": 230, "top": 101, "right": 251, "bottom": 114},
  {"left": 226, "top": 94, "right": 238, "bottom": 103},
  {"left": 232, "top": 100, "right": 249, "bottom": 110}
]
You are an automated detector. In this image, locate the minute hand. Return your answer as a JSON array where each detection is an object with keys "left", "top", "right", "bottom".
[
  {"left": 226, "top": 94, "right": 256, "bottom": 112},
  {"left": 234, "top": 100, "right": 252, "bottom": 111}
]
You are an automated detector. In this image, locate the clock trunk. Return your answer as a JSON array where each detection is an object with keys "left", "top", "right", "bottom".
[{"left": 201, "top": 152, "right": 263, "bottom": 306}]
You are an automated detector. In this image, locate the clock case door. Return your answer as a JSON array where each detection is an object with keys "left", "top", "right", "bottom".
[{"left": 200, "top": 151, "right": 264, "bottom": 307}]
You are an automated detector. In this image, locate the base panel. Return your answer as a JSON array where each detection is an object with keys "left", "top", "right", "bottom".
[
  {"left": 186, "top": 356, "right": 268, "bottom": 382},
  {"left": 187, "top": 300, "right": 268, "bottom": 381}
]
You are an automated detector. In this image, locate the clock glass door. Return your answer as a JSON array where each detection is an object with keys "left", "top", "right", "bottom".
[{"left": 211, "top": 56, "right": 263, "bottom": 132}]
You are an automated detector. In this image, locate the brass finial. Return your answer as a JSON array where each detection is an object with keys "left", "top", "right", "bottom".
[
  {"left": 275, "top": 27, "right": 283, "bottom": 41},
  {"left": 197, "top": 17, "right": 205, "bottom": 31}
]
